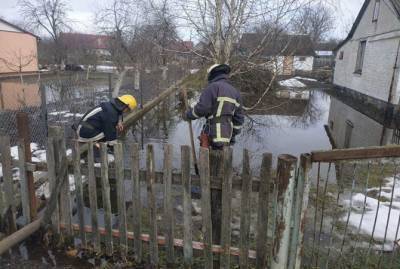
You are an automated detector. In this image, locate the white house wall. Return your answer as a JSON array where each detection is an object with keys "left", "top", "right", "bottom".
[
  {"left": 334, "top": 0, "right": 400, "bottom": 103},
  {"left": 293, "top": 56, "right": 313, "bottom": 71},
  {"left": 0, "top": 21, "right": 21, "bottom": 32}
]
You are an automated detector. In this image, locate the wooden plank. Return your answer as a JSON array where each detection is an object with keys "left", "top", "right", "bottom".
[
  {"left": 31, "top": 162, "right": 268, "bottom": 192},
  {"left": 210, "top": 150, "right": 223, "bottom": 246},
  {"left": 58, "top": 135, "right": 72, "bottom": 235},
  {"left": 311, "top": 145, "right": 400, "bottom": 162},
  {"left": 220, "top": 147, "right": 233, "bottom": 269},
  {"left": 61, "top": 223, "right": 259, "bottom": 258},
  {"left": 163, "top": 144, "right": 175, "bottom": 265},
  {"left": 46, "top": 137, "right": 59, "bottom": 233},
  {"left": 73, "top": 141, "right": 86, "bottom": 248},
  {"left": 17, "top": 140, "right": 30, "bottom": 225},
  {"left": 182, "top": 145, "right": 193, "bottom": 268},
  {"left": 131, "top": 143, "right": 142, "bottom": 262},
  {"left": 87, "top": 142, "right": 100, "bottom": 252},
  {"left": 0, "top": 136, "right": 17, "bottom": 233},
  {"left": 199, "top": 148, "right": 213, "bottom": 269},
  {"left": 16, "top": 112, "right": 36, "bottom": 220},
  {"left": 239, "top": 149, "right": 252, "bottom": 269},
  {"left": 100, "top": 143, "right": 113, "bottom": 255},
  {"left": 256, "top": 153, "right": 272, "bottom": 269},
  {"left": 147, "top": 144, "right": 159, "bottom": 266},
  {"left": 114, "top": 143, "right": 128, "bottom": 257}
]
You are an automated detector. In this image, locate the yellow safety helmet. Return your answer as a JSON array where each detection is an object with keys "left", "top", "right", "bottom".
[{"left": 118, "top": 95, "right": 137, "bottom": 110}]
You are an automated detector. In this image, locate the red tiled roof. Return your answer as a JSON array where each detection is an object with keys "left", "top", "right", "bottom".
[{"left": 60, "top": 32, "right": 111, "bottom": 50}]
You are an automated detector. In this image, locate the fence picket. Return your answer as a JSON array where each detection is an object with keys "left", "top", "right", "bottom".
[
  {"left": 239, "top": 149, "right": 252, "bottom": 269},
  {"left": 163, "top": 144, "right": 175, "bottom": 265},
  {"left": 58, "top": 135, "right": 72, "bottom": 235},
  {"left": 271, "top": 154, "right": 297, "bottom": 269},
  {"left": 131, "top": 143, "right": 142, "bottom": 262},
  {"left": 46, "top": 137, "right": 59, "bottom": 233},
  {"left": 100, "top": 143, "right": 113, "bottom": 255},
  {"left": 115, "top": 143, "right": 128, "bottom": 257},
  {"left": 88, "top": 142, "right": 100, "bottom": 252},
  {"left": 200, "top": 147, "right": 213, "bottom": 269},
  {"left": 73, "top": 141, "right": 86, "bottom": 248},
  {"left": 182, "top": 145, "right": 193, "bottom": 268},
  {"left": 256, "top": 153, "right": 272, "bottom": 268},
  {"left": 220, "top": 147, "right": 233, "bottom": 269},
  {"left": 0, "top": 136, "right": 17, "bottom": 233},
  {"left": 147, "top": 144, "right": 159, "bottom": 266},
  {"left": 17, "top": 140, "right": 30, "bottom": 225}
]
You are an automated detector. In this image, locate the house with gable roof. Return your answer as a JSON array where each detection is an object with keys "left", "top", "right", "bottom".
[
  {"left": 334, "top": 0, "right": 400, "bottom": 104},
  {"left": 0, "top": 18, "right": 39, "bottom": 74}
]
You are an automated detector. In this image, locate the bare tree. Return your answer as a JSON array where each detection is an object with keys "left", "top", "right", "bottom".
[
  {"left": 18, "top": 0, "right": 71, "bottom": 65},
  {"left": 292, "top": 4, "right": 335, "bottom": 44}
]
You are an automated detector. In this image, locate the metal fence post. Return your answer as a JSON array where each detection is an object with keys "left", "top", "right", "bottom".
[
  {"left": 271, "top": 154, "right": 298, "bottom": 269},
  {"left": 288, "top": 154, "right": 312, "bottom": 269},
  {"left": 16, "top": 112, "right": 37, "bottom": 221}
]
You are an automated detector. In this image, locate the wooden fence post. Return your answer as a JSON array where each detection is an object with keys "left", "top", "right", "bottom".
[
  {"left": 200, "top": 147, "right": 213, "bottom": 269},
  {"left": 293, "top": 154, "right": 312, "bottom": 269},
  {"left": 58, "top": 132, "right": 72, "bottom": 235},
  {"left": 73, "top": 140, "right": 86, "bottom": 248},
  {"left": 115, "top": 143, "right": 128, "bottom": 257},
  {"left": 17, "top": 139, "right": 30, "bottom": 225},
  {"left": 256, "top": 153, "right": 272, "bottom": 268},
  {"left": 100, "top": 143, "right": 113, "bottom": 255},
  {"left": 220, "top": 147, "right": 233, "bottom": 269},
  {"left": 271, "top": 154, "right": 298, "bottom": 269},
  {"left": 147, "top": 144, "right": 159, "bottom": 266},
  {"left": 239, "top": 149, "right": 252, "bottom": 269},
  {"left": 87, "top": 141, "right": 100, "bottom": 252},
  {"left": 182, "top": 145, "right": 193, "bottom": 268},
  {"left": 210, "top": 150, "right": 223, "bottom": 245},
  {"left": 131, "top": 143, "right": 142, "bottom": 262},
  {"left": 163, "top": 144, "right": 175, "bottom": 266},
  {"left": 16, "top": 112, "right": 36, "bottom": 220},
  {"left": 0, "top": 136, "right": 17, "bottom": 234},
  {"left": 46, "top": 135, "right": 59, "bottom": 233}
]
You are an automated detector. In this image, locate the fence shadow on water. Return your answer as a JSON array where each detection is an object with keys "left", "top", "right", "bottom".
[{"left": 2, "top": 126, "right": 400, "bottom": 268}]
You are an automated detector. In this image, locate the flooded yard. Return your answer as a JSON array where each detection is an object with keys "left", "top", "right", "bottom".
[{"left": 1, "top": 72, "right": 400, "bottom": 268}]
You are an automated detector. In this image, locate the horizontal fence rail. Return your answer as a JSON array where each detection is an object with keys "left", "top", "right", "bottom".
[{"left": 3, "top": 127, "right": 400, "bottom": 268}]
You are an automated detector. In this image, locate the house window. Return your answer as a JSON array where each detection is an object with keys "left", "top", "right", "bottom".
[
  {"left": 298, "top": 57, "right": 306, "bottom": 61},
  {"left": 344, "top": 120, "right": 354, "bottom": 148},
  {"left": 393, "top": 128, "right": 400, "bottom": 144},
  {"left": 355, "top": 41, "right": 367, "bottom": 74},
  {"left": 373, "top": 0, "right": 380, "bottom": 22},
  {"left": 339, "top": 51, "right": 344, "bottom": 60}
]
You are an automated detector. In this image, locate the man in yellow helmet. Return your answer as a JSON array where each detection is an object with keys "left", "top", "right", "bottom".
[{"left": 75, "top": 94, "right": 137, "bottom": 143}]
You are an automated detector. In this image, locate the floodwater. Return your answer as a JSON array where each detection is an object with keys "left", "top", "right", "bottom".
[{"left": 1, "top": 72, "right": 399, "bottom": 266}]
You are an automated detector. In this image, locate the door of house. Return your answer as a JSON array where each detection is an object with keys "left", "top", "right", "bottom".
[{"left": 283, "top": 56, "right": 294, "bottom": 75}]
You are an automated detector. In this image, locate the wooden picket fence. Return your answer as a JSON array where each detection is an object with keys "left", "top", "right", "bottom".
[{"left": 0, "top": 126, "right": 311, "bottom": 268}]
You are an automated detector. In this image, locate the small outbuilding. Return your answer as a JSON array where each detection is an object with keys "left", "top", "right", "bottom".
[{"left": 0, "top": 18, "right": 39, "bottom": 75}]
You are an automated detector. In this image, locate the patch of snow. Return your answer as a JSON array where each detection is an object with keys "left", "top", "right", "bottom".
[
  {"left": 342, "top": 176, "right": 400, "bottom": 251},
  {"left": 316, "top": 50, "right": 333, "bottom": 56},
  {"left": 294, "top": 76, "right": 317, "bottom": 82},
  {"left": 48, "top": 111, "right": 69, "bottom": 116},
  {"left": 279, "top": 78, "right": 306, "bottom": 88}
]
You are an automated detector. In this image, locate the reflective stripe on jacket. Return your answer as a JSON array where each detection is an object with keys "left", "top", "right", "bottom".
[
  {"left": 77, "top": 100, "right": 123, "bottom": 142},
  {"left": 186, "top": 74, "right": 244, "bottom": 147}
]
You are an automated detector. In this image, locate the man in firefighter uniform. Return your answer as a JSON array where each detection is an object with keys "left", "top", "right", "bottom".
[
  {"left": 75, "top": 94, "right": 137, "bottom": 144},
  {"left": 185, "top": 63, "right": 244, "bottom": 149}
]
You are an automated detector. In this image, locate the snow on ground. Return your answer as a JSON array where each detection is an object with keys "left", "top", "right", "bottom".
[
  {"left": 48, "top": 111, "right": 84, "bottom": 118},
  {"left": 342, "top": 176, "right": 400, "bottom": 250},
  {"left": 294, "top": 76, "right": 317, "bottom": 82},
  {"left": 279, "top": 78, "right": 306, "bottom": 88}
]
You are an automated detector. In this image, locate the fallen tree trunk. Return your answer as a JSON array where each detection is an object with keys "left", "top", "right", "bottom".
[{"left": 122, "top": 78, "right": 183, "bottom": 128}]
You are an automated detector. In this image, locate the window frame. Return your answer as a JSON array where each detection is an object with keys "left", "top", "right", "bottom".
[
  {"left": 354, "top": 40, "right": 367, "bottom": 74},
  {"left": 339, "top": 51, "right": 344, "bottom": 60},
  {"left": 372, "top": 0, "right": 380, "bottom": 22}
]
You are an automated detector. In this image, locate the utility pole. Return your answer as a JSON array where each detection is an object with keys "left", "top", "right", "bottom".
[{"left": 135, "top": 67, "right": 144, "bottom": 149}]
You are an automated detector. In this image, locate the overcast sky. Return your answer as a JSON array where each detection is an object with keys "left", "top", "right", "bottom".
[{"left": 1, "top": 0, "right": 364, "bottom": 40}]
